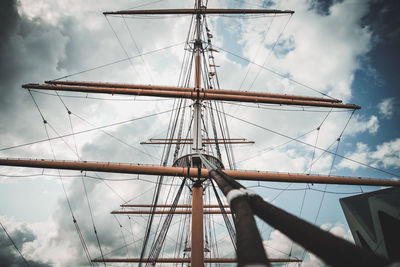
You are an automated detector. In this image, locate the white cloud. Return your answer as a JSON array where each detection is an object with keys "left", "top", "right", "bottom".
[
  {"left": 320, "top": 222, "right": 353, "bottom": 242},
  {"left": 234, "top": 0, "right": 372, "bottom": 102},
  {"left": 346, "top": 114, "right": 380, "bottom": 135},
  {"left": 378, "top": 97, "right": 395, "bottom": 119},
  {"left": 338, "top": 138, "right": 400, "bottom": 170}
]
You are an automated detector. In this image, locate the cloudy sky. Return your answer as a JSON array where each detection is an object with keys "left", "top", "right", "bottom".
[{"left": 0, "top": 0, "right": 399, "bottom": 266}]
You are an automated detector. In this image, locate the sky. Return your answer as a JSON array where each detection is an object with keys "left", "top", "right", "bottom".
[{"left": 0, "top": 0, "right": 399, "bottom": 266}]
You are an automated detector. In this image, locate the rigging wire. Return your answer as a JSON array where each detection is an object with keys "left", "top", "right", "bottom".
[
  {"left": 284, "top": 109, "right": 334, "bottom": 260},
  {"left": 50, "top": 42, "right": 184, "bottom": 81},
  {"left": 299, "top": 111, "right": 355, "bottom": 265},
  {"left": 211, "top": 180, "right": 237, "bottom": 253},
  {"left": 236, "top": 127, "right": 316, "bottom": 164},
  {"left": 0, "top": 107, "right": 181, "bottom": 154},
  {"left": 246, "top": 184, "right": 362, "bottom": 195},
  {"left": 126, "top": 0, "right": 167, "bottom": 10},
  {"left": 213, "top": 45, "right": 337, "bottom": 100},
  {"left": 213, "top": 101, "right": 235, "bottom": 169},
  {"left": 46, "top": 116, "right": 128, "bottom": 203},
  {"left": 122, "top": 15, "right": 155, "bottom": 83},
  {"left": 222, "top": 101, "right": 352, "bottom": 113},
  {"left": 232, "top": 0, "right": 269, "bottom": 8},
  {"left": 0, "top": 221, "right": 31, "bottom": 267},
  {"left": 313, "top": 110, "right": 356, "bottom": 224},
  {"left": 105, "top": 16, "right": 142, "bottom": 82},
  {"left": 138, "top": 103, "right": 183, "bottom": 265},
  {"left": 29, "top": 90, "right": 173, "bottom": 102},
  {"left": 63, "top": 96, "right": 128, "bottom": 205},
  {"left": 203, "top": 16, "right": 236, "bottom": 169},
  {"left": 112, "top": 214, "right": 129, "bottom": 257},
  {"left": 138, "top": 98, "right": 187, "bottom": 262},
  {"left": 172, "top": 188, "right": 188, "bottom": 263},
  {"left": 137, "top": 13, "right": 197, "bottom": 264},
  {"left": 28, "top": 92, "right": 95, "bottom": 266},
  {"left": 80, "top": 170, "right": 107, "bottom": 267},
  {"left": 308, "top": 109, "right": 332, "bottom": 174},
  {"left": 145, "top": 178, "right": 187, "bottom": 266},
  {"left": 71, "top": 112, "right": 157, "bottom": 163},
  {"left": 30, "top": 92, "right": 128, "bottom": 203},
  {"left": 147, "top": 176, "right": 180, "bottom": 260},
  {"left": 238, "top": 14, "right": 275, "bottom": 91},
  {"left": 247, "top": 14, "right": 293, "bottom": 91}
]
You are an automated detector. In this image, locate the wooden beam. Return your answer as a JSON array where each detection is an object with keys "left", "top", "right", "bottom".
[
  {"left": 111, "top": 210, "right": 231, "bottom": 214},
  {"left": 102, "top": 8, "right": 295, "bottom": 16},
  {"left": 91, "top": 257, "right": 301, "bottom": 263},
  {"left": 140, "top": 141, "right": 254, "bottom": 144},
  {"left": 24, "top": 83, "right": 360, "bottom": 109},
  {"left": 149, "top": 138, "right": 247, "bottom": 141},
  {"left": 120, "top": 204, "right": 229, "bottom": 208},
  {"left": 1, "top": 158, "right": 399, "bottom": 187},
  {"left": 45, "top": 80, "right": 341, "bottom": 103}
]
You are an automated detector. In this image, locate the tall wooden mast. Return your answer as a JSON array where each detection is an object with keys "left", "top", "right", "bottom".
[{"left": 191, "top": 1, "right": 204, "bottom": 265}]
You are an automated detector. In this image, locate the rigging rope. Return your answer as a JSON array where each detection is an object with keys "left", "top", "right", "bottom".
[
  {"left": 34, "top": 94, "right": 129, "bottom": 204},
  {"left": 299, "top": 110, "right": 356, "bottom": 265},
  {"left": 113, "top": 216, "right": 130, "bottom": 259},
  {"left": 140, "top": 99, "right": 189, "bottom": 261},
  {"left": 122, "top": 15, "right": 155, "bottom": 83},
  {"left": 239, "top": 14, "right": 275, "bottom": 91},
  {"left": 71, "top": 112, "right": 157, "bottom": 163},
  {"left": 223, "top": 101, "right": 352, "bottom": 113},
  {"left": 211, "top": 180, "right": 237, "bottom": 252},
  {"left": 236, "top": 127, "right": 316, "bottom": 164},
  {"left": 148, "top": 176, "right": 180, "bottom": 259},
  {"left": 138, "top": 101, "right": 184, "bottom": 266},
  {"left": 247, "top": 14, "right": 292, "bottom": 91},
  {"left": 28, "top": 92, "right": 95, "bottom": 266},
  {"left": 30, "top": 89, "right": 173, "bottom": 102},
  {"left": 50, "top": 42, "right": 184, "bottom": 81},
  {"left": 80, "top": 172, "right": 107, "bottom": 266},
  {"left": 55, "top": 94, "right": 113, "bottom": 264},
  {"left": 285, "top": 107, "right": 335, "bottom": 261},
  {"left": 105, "top": 16, "right": 142, "bottom": 81},
  {"left": 145, "top": 178, "right": 187, "bottom": 266},
  {"left": 126, "top": 0, "right": 167, "bottom": 10},
  {"left": 213, "top": 45, "right": 337, "bottom": 100},
  {"left": 0, "top": 107, "right": 182, "bottom": 153},
  {"left": 0, "top": 221, "right": 31, "bottom": 267},
  {"left": 203, "top": 16, "right": 236, "bottom": 169}
]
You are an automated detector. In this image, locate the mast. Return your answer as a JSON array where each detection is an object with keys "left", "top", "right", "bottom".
[{"left": 191, "top": 1, "right": 204, "bottom": 266}]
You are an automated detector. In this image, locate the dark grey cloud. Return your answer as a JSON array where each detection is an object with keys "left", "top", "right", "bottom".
[
  {"left": 0, "top": 0, "right": 68, "bottom": 149},
  {"left": 0, "top": 223, "right": 51, "bottom": 267},
  {"left": 0, "top": 0, "right": 114, "bottom": 151},
  {"left": 308, "top": 0, "right": 343, "bottom": 16},
  {"left": 0, "top": 0, "right": 61, "bottom": 108}
]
